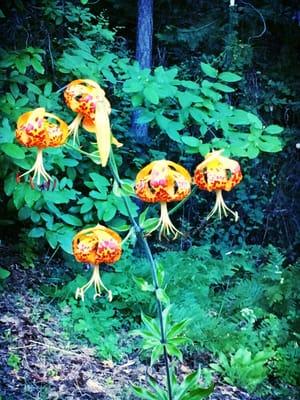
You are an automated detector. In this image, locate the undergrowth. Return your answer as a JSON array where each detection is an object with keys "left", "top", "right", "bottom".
[{"left": 44, "top": 244, "right": 299, "bottom": 396}]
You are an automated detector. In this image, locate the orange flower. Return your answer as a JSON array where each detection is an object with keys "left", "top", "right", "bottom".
[
  {"left": 135, "top": 160, "right": 191, "bottom": 239},
  {"left": 15, "top": 108, "right": 68, "bottom": 185},
  {"left": 73, "top": 225, "right": 122, "bottom": 301},
  {"left": 194, "top": 150, "right": 243, "bottom": 221},
  {"left": 64, "top": 79, "right": 122, "bottom": 167}
]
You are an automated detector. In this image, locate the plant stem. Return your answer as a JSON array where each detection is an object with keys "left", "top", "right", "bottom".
[
  {"left": 169, "top": 186, "right": 197, "bottom": 216},
  {"left": 109, "top": 152, "right": 173, "bottom": 400}
]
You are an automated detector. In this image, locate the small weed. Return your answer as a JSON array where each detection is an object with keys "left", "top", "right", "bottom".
[{"left": 7, "top": 353, "right": 21, "bottom": 371}]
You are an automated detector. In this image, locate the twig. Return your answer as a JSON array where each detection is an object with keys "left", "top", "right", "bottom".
[
  {"left": 240, "top": 0, "right": 267, "bottom": 42},
  {"left": 10, "top": 340, "right": 93, "bottom": 358}
]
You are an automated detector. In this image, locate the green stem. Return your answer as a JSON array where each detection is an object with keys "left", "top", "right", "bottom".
[
  {"left": 65, "top": 143, "right": 101, "bottom": 163},
  {"left": 109, "top": 151, "right": 173, "bottom": 400},
  {"left": 169, "top": 186, "right": 197, "bottom": 216}
]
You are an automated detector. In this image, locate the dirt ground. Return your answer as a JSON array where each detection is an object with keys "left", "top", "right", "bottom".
[{"left": 0, "top": 247, "right": 282, "bottom": 400}]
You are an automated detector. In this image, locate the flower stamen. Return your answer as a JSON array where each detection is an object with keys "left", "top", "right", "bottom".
[
  {"left": 75, "top": 264, "right": 113, "bottom": 302},
  {"left": 68, "top": 113, "right": 84, "bottom": 144},
  {"left": 17, "top": 148, "right": 52, "bottom": 186}
]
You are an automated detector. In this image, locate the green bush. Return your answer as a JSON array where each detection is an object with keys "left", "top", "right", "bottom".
[{"left": 0, "top": 2, "right": 298, "bottom": 398}]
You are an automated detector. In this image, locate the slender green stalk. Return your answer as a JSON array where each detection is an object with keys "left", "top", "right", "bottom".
[
  {"left": 109, "top": 151, "right": 173, "bottom": 400},
  {"left": 169, "top": 186, "right": 197, "bottom": 216}
]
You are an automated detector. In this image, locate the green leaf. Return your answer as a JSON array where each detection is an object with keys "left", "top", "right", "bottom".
[
  {"left": 121, "top": 181, "right": 135, "bottom": 196},
  {"left": 31, "top": 211, "right": 41, "bottom": 223},
  {"left": 200, "top": 62, "right": 218, "bottom": 78},
  {"left": 246, "top": 144, "right": 259, "bottom": 159},
  {"left": 18, "top": 206, "right": 31, "bottom": 221},
  {"left": 15, "top": 58, "right": 27, "bottom": 74},
  {"left": 257, "top": 136, "right": 282, "bottom": 153},
  {"left": 166, "top": 343, "right": 183, "bottom": 361},
  {"left": 31, "top": 57, "right": 44, "bottom": 74},
  {"left": 182, "top": 385, "right": 214, "bottom": 400},
  {"left": 139, "top": 207, "right": 149, "bottom": 225},
  {"left": 6, "top": 93, "right": 15, "bottom": 106},
  {"left": 113, "top": 195, "right": 139, "bottom": 218},
  {"left": 10, "top": 83, "right": 20, "bottom": 98},
  {"left": 182, "top": 136, "right": 200, "bottom": 147},
  {"left": 144, "top": 85, "right": 159, "bottom": 105},
  {"left": 156, "top": 288, "right": 170, "bottom": 305},
  {"left": 156, "top": 262, "right": 165, "bottom": 287},
  {"left": 1, "top": 143, "right": 25, "bottom": 159},
  {"left": 46, "top": 202, "right": 62, "bottom": 217},
  {"left": 102, "top": 68, "right": 116, "bottom": 84},
  {"left": 228, "top": 109, "right": 251, "bottom": 125},
  {"left": 13, "top": 184, "right": 26, "bottom": 209},
  {"left": 0, "top": 267, "right": 11, "bottom": 280},
  {"left": 218, "top": 71, "right": 242, "bottom": 82},
  {"left": 61, "top": 214, "right": 83, "bottom": 226},
  {"left": 147, "top": 376, "right": 168, "bottom": 399},
  {"left": 15, "top": 97, "right": 29, "bottom": 107},
  {"left": 189, "top": 108, "right": 206, "bottom": 123},
  {"left": 201, "top": 87, "right": 221, "bottom": 101},
  {"left": 198, "top": 143, "right": 210, "bottom": 156},
  {"left": 103, "top": 204, "right": 117, "bottom": 221},
  {"left": 156, "top": 115, "right": 183, "bottom": 142},
  {"left": 131, "top": 94, "right": 143, "bottom": 107},
  {"left": 141, "top": 313, "right": 161, "bottom": 338},
  {"left": 213, "top": 82, "right": 235, "bottom": 93},
  {"left": 0, "top": 118, "right": 13, "bottom": 144},
  {"left": 167, "top": 319, "right": 190, "bottom": 339},
  {"left": 89, "top": 172, "right": 110, "bottom": 187},
  {"left": 90, "top": 190, "right": 107, "bottom": 200},
  {"left": 57, "top": 229, "right": 74, "bottom": 254},
  {"left": 265, "top": 124, "right": 284, "bottom": 135},
  {"left": 247, "top": 112, "right": 263, "bottom": 129},
  {"left": 137, "top": 110, "right": 155, "bottom": 124},
  {"left": 178, "top": 80, "right": 199, "bottom": 90},
  {"left": 44, "top": 82, "right": 52, "bottom": 96},
  {"left": 151, "top": 344, "right": 164, "bottom": 365},
  {"left": 123, "top": 79, "right": 144, "bottom": 93},
  {"left": 177, "top": 91, "right": 194, "bottom": 108},
  {"left": 133, "top": 276, "right": 155, "bottom": 292},
  {"left": 79, "top": 198, "right": 94, "bottom": 213},
  {"left": 142, "top": 217, "right": 159, "bottom": 232},
  {"left": 43, "top": 190, "right": 77, "bottom": 204},
  {"left": 4, "top": 174, "right": 16, "bottom": 196},
  {"left": 46, "top": 231, "right": 58, "bottom": 248},
  {"left": 29, "top": 227, "right": 45, "bottom": 238},
  {"left": 156, "top": 114, "right": 171, "bottom": 129},
  {"left": 109, "top": 222, "right": 131, "bottom": 232},
  {"left": 131, "top": 386, "right": 157, "bottom": 400},
  {"left": 24, "top": 186, "right": 41, "bottom": 207},
  {"left": 27, "top": 83, "right": 42, "bottom": 95}
]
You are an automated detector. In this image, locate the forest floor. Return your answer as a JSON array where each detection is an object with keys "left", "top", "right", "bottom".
[{"left": 0, "top": 246, "right": 279, "bottom": 400}]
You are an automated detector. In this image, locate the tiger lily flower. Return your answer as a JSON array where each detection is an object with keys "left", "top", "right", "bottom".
[
  {"left": 194, "top": 150, "right": 243, "bottom": 221},
  {"left": 64, "top": 79, "right": 122, "bottom": 167},
  {"left": 72, "top": 225, "right": 122, "bottom": 301},
  {"left": 135, "top": 160, "right": 191, "bottom": 240},
  {"left": 15, "top": 108, "right": 68, "bottom": 185}
]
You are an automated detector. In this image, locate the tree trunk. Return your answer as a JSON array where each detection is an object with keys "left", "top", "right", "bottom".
[
  {"left": 131, "top": 0, "right": 153, "bottom": 144},
  {"left": 136, "top": 0, "right": 153, "bottom": 69}
]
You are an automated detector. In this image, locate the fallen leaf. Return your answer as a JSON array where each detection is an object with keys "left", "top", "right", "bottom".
[{"left": 86, "top": 378, "right": 105, "bottom": 393}]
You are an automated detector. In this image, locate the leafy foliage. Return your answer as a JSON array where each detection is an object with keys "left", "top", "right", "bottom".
[
  {"left": 45, "top": 244, "right": 299, "bottom": 392},
  {"left": 210, "top": 348, "right": 274, "bottom": 392},
  {"left": 132, "top": 368, "right": 214, "bottom": 400},
  {"left": 129, "top": 244, "right": 299, "bottom": 391},
  {"left": 0, "top": 1, "right": 299, "bottom": 398},
  {"left": 0, "top": 0, "right": 288, "bottom": 257}
]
